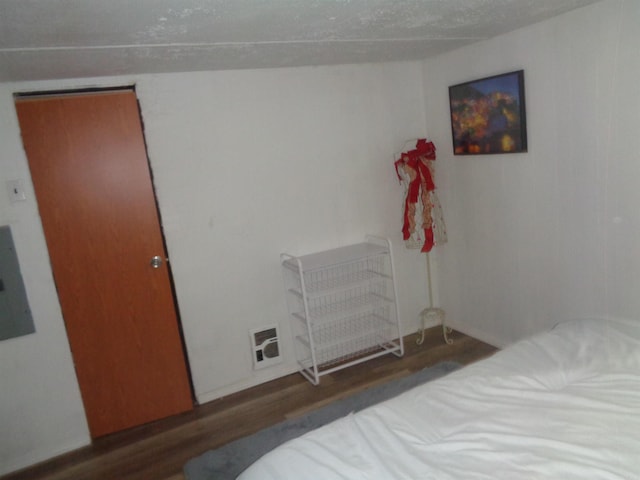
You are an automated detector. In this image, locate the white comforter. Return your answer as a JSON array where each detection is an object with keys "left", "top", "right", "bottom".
[{"left": 238, "top": 317, "right": 640, "bottom": 479}]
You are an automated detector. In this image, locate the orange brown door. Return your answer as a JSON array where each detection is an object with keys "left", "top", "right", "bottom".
[{"left": 15, "top": 90, "right": 193, "bottom": 438}]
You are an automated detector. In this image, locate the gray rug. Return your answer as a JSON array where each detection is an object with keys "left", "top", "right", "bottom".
[{"left": 183, "top": 361, "right": 459, "bottom": 480}]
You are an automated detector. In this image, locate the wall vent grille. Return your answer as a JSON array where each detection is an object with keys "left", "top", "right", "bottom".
[{"left": 250, "top": 325, "right": 282, "bottom": 369}]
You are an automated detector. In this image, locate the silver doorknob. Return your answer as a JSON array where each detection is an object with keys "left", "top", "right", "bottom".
[{"left": 150, "top": 256, "right": 163, "bottom": 268}]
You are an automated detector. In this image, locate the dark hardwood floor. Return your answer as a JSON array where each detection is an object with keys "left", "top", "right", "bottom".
[{"left": 2, "top": 327, "right": 496, "bottom": 480}]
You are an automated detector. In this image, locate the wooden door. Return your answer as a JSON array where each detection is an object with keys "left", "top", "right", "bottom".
[{"left": 15, "top": 90, "right": 193, "bottom": 438}]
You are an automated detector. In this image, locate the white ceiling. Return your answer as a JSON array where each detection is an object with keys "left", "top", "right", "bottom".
[{"left": 0, "top": 0, "right": 600, "bottom": 82}]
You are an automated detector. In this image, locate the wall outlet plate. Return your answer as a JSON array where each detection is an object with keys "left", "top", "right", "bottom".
[{"left": 6, "top": 179, "right": 27, "bottom": 203}]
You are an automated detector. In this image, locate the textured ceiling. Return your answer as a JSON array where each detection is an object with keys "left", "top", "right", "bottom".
[{"left": 0, "top": 0, "right": 600, "bottom": 82}]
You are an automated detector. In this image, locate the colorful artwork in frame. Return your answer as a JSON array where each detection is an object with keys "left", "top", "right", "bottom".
[{"left": 449, "top": 70, "right": 527, "bottom": 155}]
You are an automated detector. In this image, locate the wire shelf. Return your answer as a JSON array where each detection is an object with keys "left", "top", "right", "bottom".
[{"left": 281, "top": 236, "right": 403, "bottom": 385}]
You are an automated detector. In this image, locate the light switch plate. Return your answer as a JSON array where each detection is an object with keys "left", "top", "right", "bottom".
[{"left": 6, "top": 179, "right": 27, "bottom": 203}]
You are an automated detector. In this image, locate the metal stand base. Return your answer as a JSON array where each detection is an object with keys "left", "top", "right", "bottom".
[
  {"left": 442, "top": 325, "right": 453, "bottom": 345},
  {"left": 416, "top": 307, "right": 452, "bottom": 345}
]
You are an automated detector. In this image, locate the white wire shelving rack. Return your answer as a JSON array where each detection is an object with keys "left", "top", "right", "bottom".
[{"left": 281, "top": 235, "right": 404, "bottom": 385}]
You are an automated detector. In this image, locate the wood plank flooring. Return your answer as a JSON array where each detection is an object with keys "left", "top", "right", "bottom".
[{"left": 2, "top": 327, "right": 496, "bottom": 480}]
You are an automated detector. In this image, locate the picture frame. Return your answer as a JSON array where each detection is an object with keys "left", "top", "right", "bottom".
[{"left": 448, "top": 70, "right": 527, "bottom": 155}]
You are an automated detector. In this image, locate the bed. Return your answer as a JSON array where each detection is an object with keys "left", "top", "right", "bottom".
[{"left": 238, "top": 317, "right": 640, "bottom": 479}]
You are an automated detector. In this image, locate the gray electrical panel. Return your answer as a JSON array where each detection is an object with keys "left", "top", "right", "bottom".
[{"left": 0, "top": 225, "right": 35, "bottom": 340}]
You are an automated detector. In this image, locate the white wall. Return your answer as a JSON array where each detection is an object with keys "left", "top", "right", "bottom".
[
  {"left": 422, "top": 0, "right": 639, "bottom": 346},
  {"left": 136, "top": 64, "right": 430, "bottom": 401},
  {"left": 0, "top": 61, "right": 429, "bottom": 474}
]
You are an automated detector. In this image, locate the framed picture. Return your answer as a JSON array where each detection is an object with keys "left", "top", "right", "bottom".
[{"left": 449, "top": 70, "right": 527, "bottom": 155}]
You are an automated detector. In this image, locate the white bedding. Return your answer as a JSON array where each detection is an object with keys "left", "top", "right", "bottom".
[{"left": 238, "top": 317, "right": 640, "bottom": 479}]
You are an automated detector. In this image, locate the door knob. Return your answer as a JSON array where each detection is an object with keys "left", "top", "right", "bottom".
[{"left": 150, "top": 256, "right": 163, "bottom": 268}]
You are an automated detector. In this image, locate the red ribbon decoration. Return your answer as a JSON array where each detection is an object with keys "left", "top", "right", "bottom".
[{"left": 394, "top": 139, "right": 437, "bottom": 252}]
